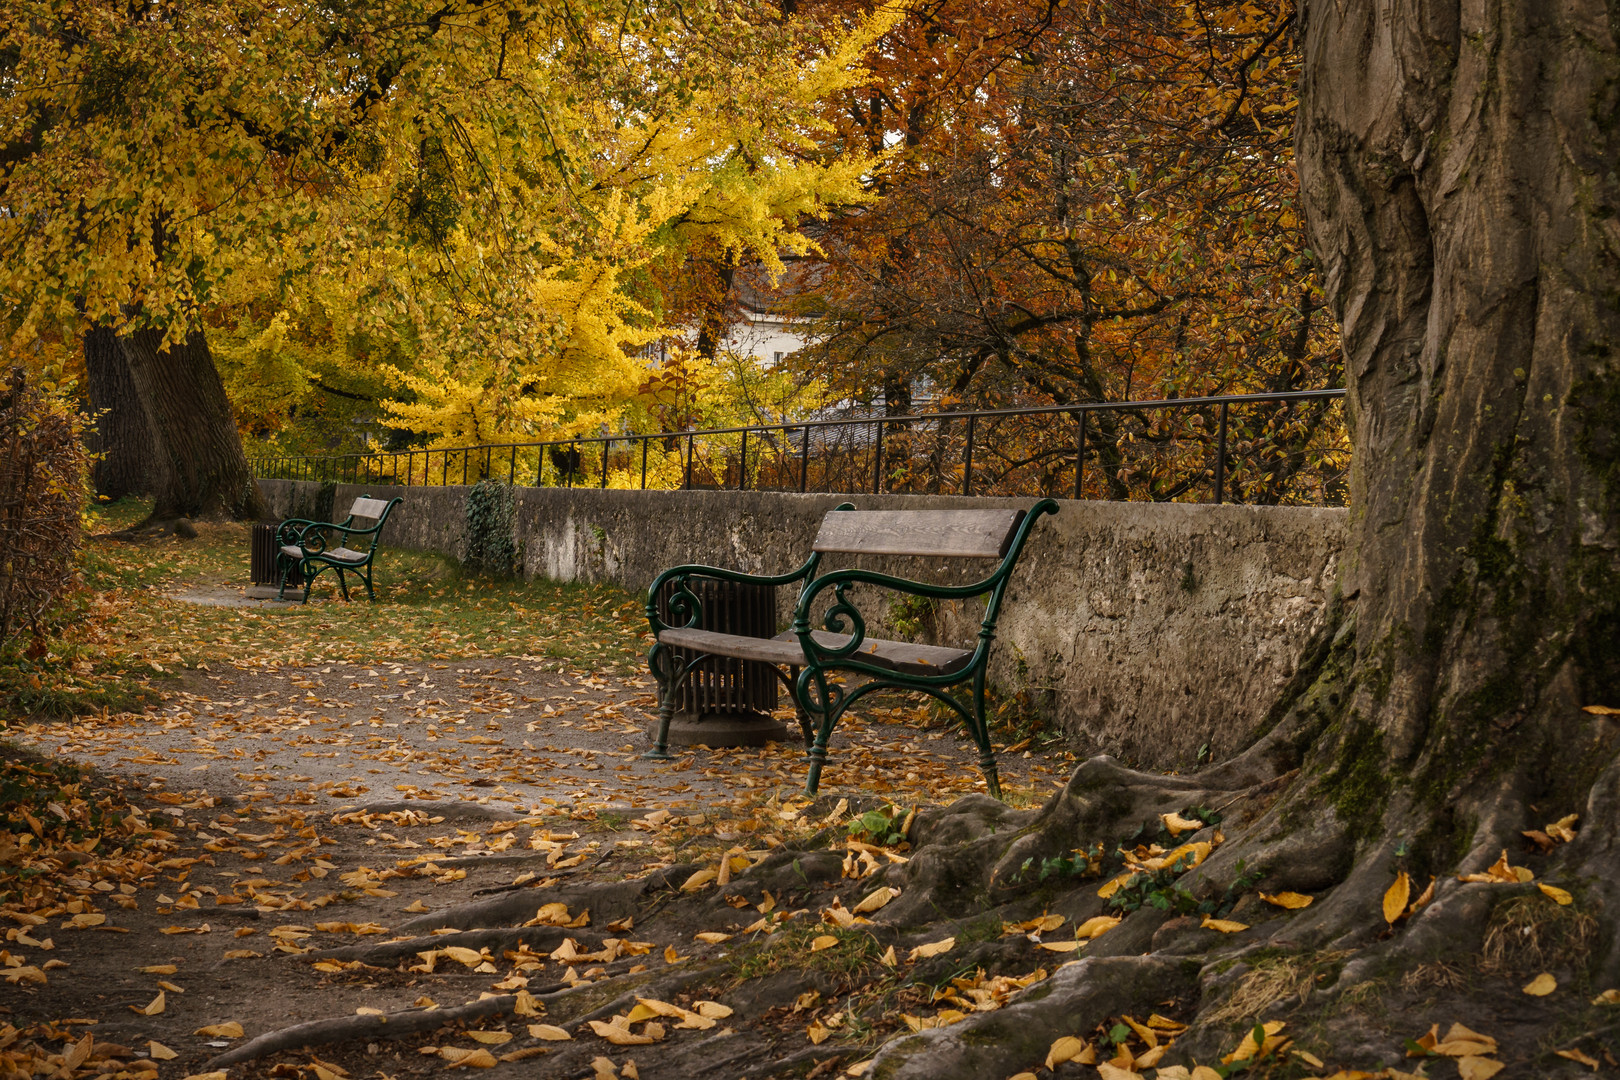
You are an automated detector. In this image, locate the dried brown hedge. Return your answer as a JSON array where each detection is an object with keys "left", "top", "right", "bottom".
[{"left": 0, "top": 369, "right": 88, "bottom": 646}]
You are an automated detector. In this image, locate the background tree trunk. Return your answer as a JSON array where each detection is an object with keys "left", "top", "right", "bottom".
[
  {"left": 118, "top": 327, "right": 266, "bottom": 522},
  {"left": 82, "top": 325, "right": 159, "bottom": 501}
]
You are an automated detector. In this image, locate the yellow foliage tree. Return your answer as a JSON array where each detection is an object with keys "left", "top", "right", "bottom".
[{"left": 0, "top": 0, "right": 897, "bottom": 512}]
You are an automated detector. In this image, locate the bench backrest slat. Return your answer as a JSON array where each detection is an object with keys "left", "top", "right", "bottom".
[
  {"left": 811, "top": 509, "right": 1025, "bottom": 559},
  {"left": 349, "top": 497, "right": 392, "bottom": 520}
]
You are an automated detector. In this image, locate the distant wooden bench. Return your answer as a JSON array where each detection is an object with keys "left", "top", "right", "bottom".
[
  {"left": 644, "top": 499, "right": 1059, "bottom": 797},
  {"left": 276, "top": 495, "right": 403, "bottom": 603}
]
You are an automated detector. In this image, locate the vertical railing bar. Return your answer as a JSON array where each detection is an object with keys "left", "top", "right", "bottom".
[
  {"left": 640, "top": 437, "right": 650, "bottom": 490},
  {"left": 1214, "top": 401, "right": 1229, "bottom": 505},
  {"left": 601, "top": 439, "right": 610, "bottom": 488},
  {"left": 800, "top": 426, "right": 810, "bottom": 493},
  {"left": 739, "top": 430, "right": 748, "bottom": 491},
  {"left": 1074, "top": 410, "right": 1087, "bottom": 500},
  {"left": 684, "top": 433, "right": 693, "bottom": 490},
  {"left": 510, "top": 445, "right": 517, "bottom": 486},
  {"left": 962, "top": 414, "right": 976, "bottom": 497},
  {"left": 872, "top": 418, "right": 884, "bottom": 495}
]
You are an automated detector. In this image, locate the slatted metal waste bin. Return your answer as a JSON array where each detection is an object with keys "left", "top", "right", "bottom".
[
  {"left": 250, "top": 522, "right": 301, "bottom": 589},
  {"left": 654, "top": 577, "right": 786, "bottom": 745}
]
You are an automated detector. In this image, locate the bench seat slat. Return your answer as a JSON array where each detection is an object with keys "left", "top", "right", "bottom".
[
  {"left": 658, "top": 627, "right": 973, "bottom": 677},
  {"left": 811, "top": 509, "right": 1023, "bottom": 558},
  {"left": 349, "top": 497, "right": 393, "bottom": 519},
  {"left": 281, "top": 544, "right": 368, "bottom": 564}
]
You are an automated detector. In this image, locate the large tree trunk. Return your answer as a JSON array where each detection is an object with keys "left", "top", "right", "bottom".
[
  {"left": 1293, "top": 0, "right": 1620, "bottom": 956},
  {"left": 82, "top": 325, "right": 158, "bottom": 501},
  {"left": 118, "top": 327, "right": 266, "bottom": 522}
]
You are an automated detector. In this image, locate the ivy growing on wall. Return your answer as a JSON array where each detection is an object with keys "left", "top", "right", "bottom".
[{"left": 464, "top": 480, "right": 517, "bottom": 577}]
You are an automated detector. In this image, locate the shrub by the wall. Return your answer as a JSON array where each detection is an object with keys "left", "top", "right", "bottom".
[
  {"left": 464, "top": 479, "right": 516, "bottom": 577},
  {"left": 0, "top": 370, "right": 89, "bottom": 646}
]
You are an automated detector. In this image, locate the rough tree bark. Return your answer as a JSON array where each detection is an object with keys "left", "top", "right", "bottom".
[
  {"left": 117, "top": 327, "right": 266, "bottom": 522},
  {"left": 82, "top": 325, "right": 157, "bottom": 502}
]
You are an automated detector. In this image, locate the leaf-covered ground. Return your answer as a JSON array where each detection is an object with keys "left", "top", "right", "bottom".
[
  {"left": 2, "top": 508, "right": 1613, "bottom": 1080},
  {"left": 0, "top": 508, "right": 1073, "bottom": 1078}
]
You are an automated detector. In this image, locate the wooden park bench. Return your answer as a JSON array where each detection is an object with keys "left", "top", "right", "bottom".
[
  {"left": 644, "top": 499, "right": 1059, "bottom": 798},
  {"left": 276, "top": 495, "right": 403, "bottom": 603}
]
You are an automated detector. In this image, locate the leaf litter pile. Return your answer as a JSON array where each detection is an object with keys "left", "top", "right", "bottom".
[{"left": 2, "top": 517, "right": 1617, "bottom": 1079}]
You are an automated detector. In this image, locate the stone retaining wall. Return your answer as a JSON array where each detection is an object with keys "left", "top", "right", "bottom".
[{"left": 259, "top": 479, "right": 1345, "bottom": 770}]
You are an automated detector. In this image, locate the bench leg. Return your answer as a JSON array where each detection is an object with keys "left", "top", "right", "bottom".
[
  {"left": 967, "top": 670, "right": 1003, "bottom": 801},
  {"left": 790, "top": 665, "right": 814, "bottom": 747},
  {"left": 802, "top": 671, "right": 842, "bottom": 797},
  {"left": 641, "top": 645, "right": 680, "bottom": 761},
  {"left": 335, "top": 568, "right": 351, "bottom": 602}
]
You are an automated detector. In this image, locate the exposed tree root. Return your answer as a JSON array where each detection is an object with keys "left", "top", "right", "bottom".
[{"left": 208, "top": 599, "right": 1620, "bottom": 1078}]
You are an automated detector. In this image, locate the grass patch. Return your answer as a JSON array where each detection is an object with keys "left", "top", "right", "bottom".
[
  {"left": 1, "top": 498, "right": 649, "bottom": 721},
  {"left": 1480, "top": 893, "right": 1599, "bottom": 976},
  {"left": 729, "top": 920, "right": 887, "bottom": 983}
]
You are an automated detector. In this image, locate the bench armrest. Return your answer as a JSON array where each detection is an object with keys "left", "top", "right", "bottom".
[
  {"left": 647, "top": 556, "right": 820, "bottom": 633},
  {"left": 789, "top": 499, "right": 1058, "bottom": 670},
  {"left": 277, "top": 518, "right": 341, "bottom": 553},
  {"left": 646, "top": 501, "right": 854, "bottom": 633}
]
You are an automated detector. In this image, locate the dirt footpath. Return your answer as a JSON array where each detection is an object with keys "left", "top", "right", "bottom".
[{"left": 4, "top": 657, "right": 1071, "bottom": 1079}]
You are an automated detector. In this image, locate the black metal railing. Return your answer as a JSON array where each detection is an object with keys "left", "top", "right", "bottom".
[{"left": 251, "top": 389, "right": 1349, "bottom": 506}]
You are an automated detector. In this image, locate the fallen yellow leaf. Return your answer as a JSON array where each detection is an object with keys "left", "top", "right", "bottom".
[
  {"left": 1383, "top": 871, "right": 1411, "bottom": 924},
  {"left": 193, "top": 1022, "right": 244, "bottom": 1038},
  {"left": 1591, "top": 989, "right": 1620, "bottom": 1005},
  {"left": 1074, "top": 915, "right": 1121, "bottom": 939},
  {"left": 1222, "top": 1020, "right": 1286, "bottom": 1064},
  {"left": 438, "top": 1046, "right": 498, "bottom": 1068},
  {"left": 1160, "top": 811, "right": 1204, "bottom": 836},
  {"left": 1045, "top": 1036, "right": 1091, "bottom": 1069},
  {"left": 1523, "top": 972, "right": 1557, "bottom": 996},
  {"left": 810, "top": 935, "right": 839, "bottom": 952},
  {"left": 852, "top": 887, "right": 896, "bottom": 914},
  {"left": 907, "top": 936, "right": 955, "bottom": 961},
  {"left": 528, "top": 1024, "right": 571, "bottom": 1041},
  {"left": 693, "top": 932, "right": 731, "bottom": 944},
  {"left": 680, "top": 869, "right": 717, "bottom": 892},
  {"left": 695, "top": 1001, "right": 733, "bottom": 1019},
  {"left": 1200, "top": 915, "right": 1249, "bottom": 934},
  {"left": 1538, "top": 883, "right": 1573, "bottom": 906},
  {"left": 132, "top": 990, "right": 165, "bottom": 1016},
  {"left": 140, "top": 965, "right": 178, "bottom": 975},
  {"left": 808, "top": 1021, "right": 831, "bottom": 1045},
  {"left": 1260, "top": 891, "right": 1313, "bottom": 909},
  {"left": 588, "top": 1020, "right": 653, "bottom": 1046},
  {"left": 1037, "top": 940, "right": 1081, "bottom": 953},
  {"left": 148, "top": 1041, "right": 178, "bottom": 1061},
  {"left": 1456, "top": 1056, "right": 1504, "bottom": 1080},
  {"left": 466, "top": 1031, "right": 511, "bottom": 1045},
  {"left": 1555, "top": 1047, "right": 1601, "bottom": 1069},
  {"left": 1097, "top": 1064, "right": 1144, "bottom": 1080}
]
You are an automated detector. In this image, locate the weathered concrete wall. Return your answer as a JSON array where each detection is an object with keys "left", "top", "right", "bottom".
[{"left": 259, "top": 479, "right": 1346, "bottom": 770}]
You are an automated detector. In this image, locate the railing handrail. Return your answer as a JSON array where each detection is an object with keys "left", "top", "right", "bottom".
[{"left": 250, "top": 389, "right": 1346, "bottom": 464}]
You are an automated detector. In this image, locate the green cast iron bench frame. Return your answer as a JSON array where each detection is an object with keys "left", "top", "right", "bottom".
[
  {"left": 644, "top": 499, "right": 1059, "bottom": 798},
  {"left": 276, "top": 495, "right": 403, "bottom": 603}
]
